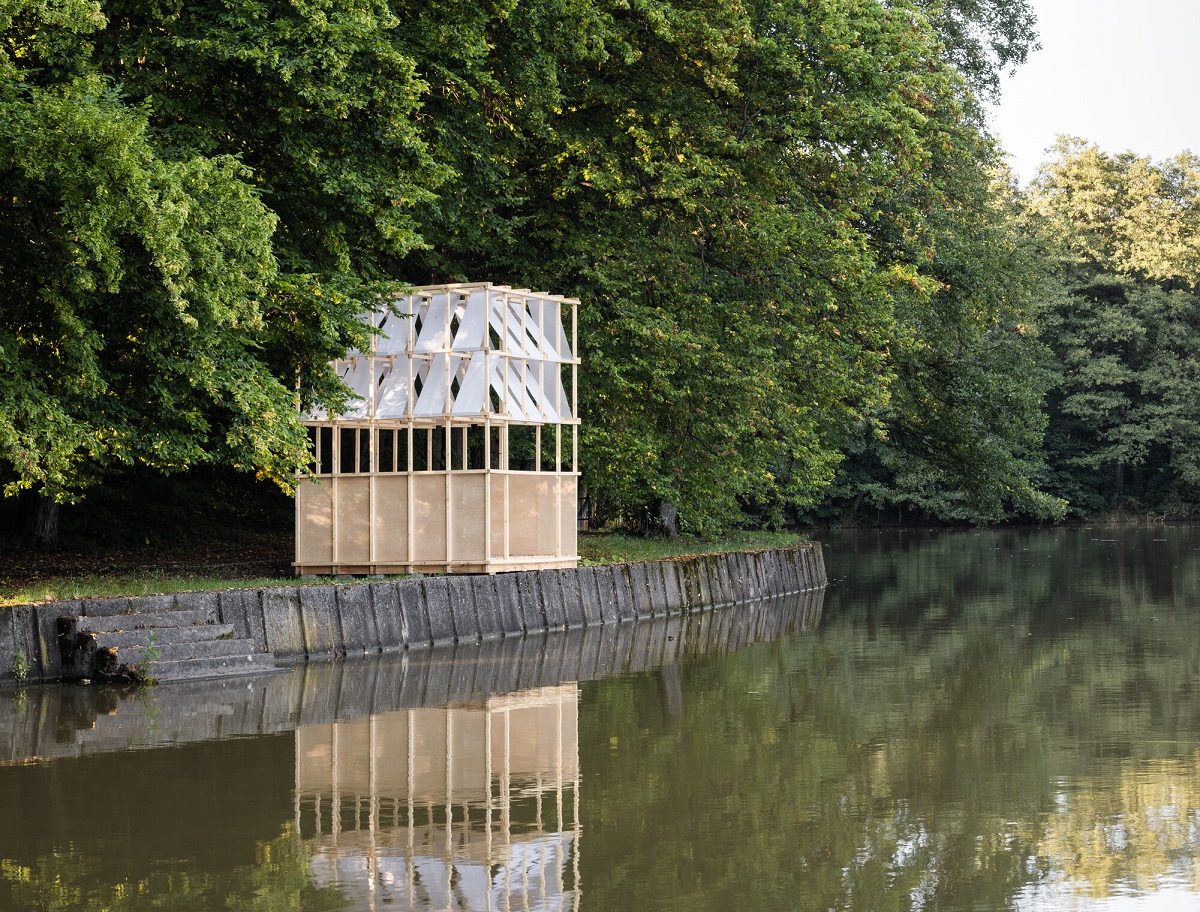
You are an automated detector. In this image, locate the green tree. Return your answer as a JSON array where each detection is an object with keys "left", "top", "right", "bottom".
[
  {"left": 1, "top": 0, "right": 290, "bottom": 544},
  {"left": 823, "top": 158, "right": 1066, "bottom": 524},
  {"left": 1029, "top": 140, "right": 1200, "bottom": 515},
  {"left": 89, "top": 0, "right": 445, "bottom": 398},
  {"left": 1028, "top": 138, "right": 1200, "bottom": 286},
  {"left": 0, "top": 0, "right": 440, "bottom": 545},
  {"left": 1041, "top": 277, "right": 1200, "bottom": 514},
  {"left": 4, "top": 0, "right": 1054, "bottom": 544},
  {"left": 795, "top": 2, "right": 1060, "bottom": 526},
  {"left": 915, "top": 0, "right": 1040, "bottom": 102},
  {"left": 393, "top": 0, "right": 1021, "bottom": 533}
]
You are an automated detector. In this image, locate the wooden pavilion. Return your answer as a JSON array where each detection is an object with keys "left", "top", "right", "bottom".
[{"left": 294, "top": 283, "right": 580, "bottom": 575}]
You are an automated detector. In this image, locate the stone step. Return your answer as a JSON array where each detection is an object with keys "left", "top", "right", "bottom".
[
  {"left": 146, "top": 652, "right": 281, "bottom": 683},
  {"left": 74, "top": 609, "right": 216, "bottom": 633},
  {"left": 92, "top": 624, "right": 235, "bottom": 649},
  {"left": 107, "top": 637, "right": 261, "bottom": 666},
  {"left": 62, "top": 613, "right": 279, "bottom": 685}
]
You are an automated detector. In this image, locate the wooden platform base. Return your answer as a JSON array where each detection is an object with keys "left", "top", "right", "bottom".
[{"left": 293, "top": 556, "right": 579, "bottom": 576}]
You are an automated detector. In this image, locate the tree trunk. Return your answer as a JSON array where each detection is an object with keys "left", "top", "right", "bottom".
[
  {"left": 658, "top": 500, "right": 679, "bottom": 538},
  {"left": 847, "top": 491, "right": 865, "bottom": 523},
  {"left": 19, "top": 492, "right": 61, "bottom": 551}
]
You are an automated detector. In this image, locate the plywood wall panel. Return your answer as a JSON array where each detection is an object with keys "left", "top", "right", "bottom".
[
  {"left": 451, "top": 474, "right": 487, "bottom": 563},
  {"left": 490, "top": 481, "right": 507, "bottom": 557},
  {"left": 536, "top": 477, "right": 557, "bottom": 556},
  {"left": 298, "top": 479, "right": 334, "bottom": 565},
  {"left": 412, "top": 475, "right": 447, "bottom": 562},
  {"left": 336, "top": 477, "right": 371, "bottom": 564},
  {"left": 560, "top": 477, "right": 578, "bottom": 558},
  {"left": 373, "top": 476, "right": 409, "bottom": 563},
  {"left": 507, "top": 475, "right": 541, "bottom": 558}
]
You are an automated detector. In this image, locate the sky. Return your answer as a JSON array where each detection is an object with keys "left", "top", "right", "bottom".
[{"left": 989, "top": 0, "right": 1200, "bottom": 184}]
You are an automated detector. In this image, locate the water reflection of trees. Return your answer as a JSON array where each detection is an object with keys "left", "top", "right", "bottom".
[
  {"left": 0, "top": 825, "right": 346, "bottom": 912},
  {"left": 580, "top": 528, "right": 1200, "bottom": 911},
  {"left": 1031, "top": 752, "right": 1200, "bottom": 901}
]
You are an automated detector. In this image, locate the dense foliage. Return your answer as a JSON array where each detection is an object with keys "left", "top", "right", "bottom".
[
  {"left": 2, "top": 0, "right": 284, "bottom": 499},
  {"left": 817, "top": 153, "right": 1065, "bottom": 525},
  {"left": 0, "top": 0, "right": 437, "bottom": 491},
  {"left": 1026, "top": 140, "right": 1200, "bottom": 517},
  {"left": 3, "top": 0, "right": 1198, "bottom": 542}
]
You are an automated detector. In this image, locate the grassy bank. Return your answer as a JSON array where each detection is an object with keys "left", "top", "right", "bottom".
[
  {"left": 577, "top": 530, "right": 805, "bottom": 565},
  {"left": 0, "top": 575, "right": 340, "bottom": 609},
  {"left": 0, "top": 530, "right": 807, "bottom": 607}
]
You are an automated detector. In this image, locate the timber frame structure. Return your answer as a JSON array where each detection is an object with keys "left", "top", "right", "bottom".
[{"left": 294, "top": 283, "right": 580, "bottom": 575}]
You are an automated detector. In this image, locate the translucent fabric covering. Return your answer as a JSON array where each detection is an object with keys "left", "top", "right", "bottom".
[{"left": 316, "top": 284, "right": 577, "bottom": 423}]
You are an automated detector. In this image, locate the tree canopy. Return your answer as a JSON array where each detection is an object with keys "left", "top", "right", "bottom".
[
  {"left": 2, "top": 0, "right": 280, "bottom": 499},
  {"left": 7, "top": 0, "right": 1200, "bottom": 538},
  {"left": 1027, "top": 141, "right": 1200, "bottom": 516}
]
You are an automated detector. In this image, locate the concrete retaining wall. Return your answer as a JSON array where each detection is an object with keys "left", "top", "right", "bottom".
[
  {"left": 0, "top": 543, "right": 826, "bottom": 685},
  {"left": 0, "top": 588, "right": 825, "bottom": 764}
]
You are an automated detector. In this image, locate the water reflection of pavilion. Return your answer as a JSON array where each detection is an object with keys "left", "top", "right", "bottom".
[{"left": 295, "top": 684, "right": 581, "bottom": 912}]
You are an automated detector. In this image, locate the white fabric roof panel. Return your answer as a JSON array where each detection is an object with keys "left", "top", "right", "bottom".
[
  {"left": 450, "top": 354, "right": 488, "bottom": 416},
  {"left": 373, "top": 303, "right": 412, "bottom": 354},
  {"left": 412, "top": 292, "right": 449, "bottom": 353},
  {"left": 335, "top": 359, "right": 376, "bottom": 419},
  {"left": 373, "top": 361, "right": 410, "bottom": 418},
  {"left": 311, "top": 284, "right": 576, "bottom": 423},
  {"left": 450, "top": 289, "right": 488, "bottom": 351},
  {"left": 370, "top": 288, "right": 571, "bottom": 360},
  {"left": 411, "top": 353, "right": 455, "bottom": 417}
]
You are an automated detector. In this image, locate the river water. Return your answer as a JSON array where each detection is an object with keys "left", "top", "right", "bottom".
[{"left": 2, "top": 526, "right": 1200, "bottom": 911}]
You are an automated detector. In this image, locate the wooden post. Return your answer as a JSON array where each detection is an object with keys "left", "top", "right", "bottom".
[
  {"left": 572, "top": 299, "right": 579, "bottom": 561},
  {"left": 484, "top": 419, "right": 492, "bottom": 572},
  {"left": 406, "top": 298, "right": 414, "bottom": 421},
  {"left": 521, "top": 295, "right": 529, "bottom": 423},
  {"left": 406, "top": 425, "right": 414, "bottom": 572},
  {"left": 572, "top": 297, "right": 579, "bottom": 464},
  {"left": 502, "top": 423, "right": 510, "bottom": 562},
  {"left": 294, "top": 441, "right": 304, "bottom": 574},
  {"left": 556, "top": 423, "right": 563, "bottom": 564},
  {"left": 331, "top": 425, "right": 340, "bottom": 571},
  {"left": 502, "top": 288, "right": 510, "bottom": 419},
  {"left": 368, "top": 337, "right": 377, "bottom": 572},
  {"left": 483, "top": 318, "right": 493, "bottom": 573},
  {"left": 443, "top": 291, "right": 453, "bottom": 568},
  {"left": 554, "top": 306, "right": 563, "bottom": 563},
  {"left": 445, "top": 421, "right": 452, "bottom": 572}
]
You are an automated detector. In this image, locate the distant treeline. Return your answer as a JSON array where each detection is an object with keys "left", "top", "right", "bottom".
[
  {"left": 2, "top": 0, "right": 1197, "bottom": 545},
  {"left": 820, "top": 135, "right": 1200, "bottom": 527}
]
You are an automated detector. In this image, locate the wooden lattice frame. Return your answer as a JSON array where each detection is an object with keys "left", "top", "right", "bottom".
[{"left": 295, "top": 283, "right": 580, "bottom": 575}]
